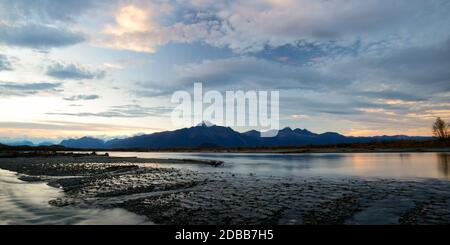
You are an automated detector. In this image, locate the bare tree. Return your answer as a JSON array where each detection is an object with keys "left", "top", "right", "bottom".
[{"left": 432, "top": 117, "right": 449, "bottom": 140}]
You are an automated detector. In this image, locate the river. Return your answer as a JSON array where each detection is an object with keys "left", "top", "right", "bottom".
[{"left": 1, "top": 152, "right": 449, "bottom": 224}]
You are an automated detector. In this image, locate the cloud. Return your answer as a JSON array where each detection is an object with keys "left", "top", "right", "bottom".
[
  {"left": 0, "top": 0, "right": 99, "bottom": 23},
  {"left": 0, "top": 82, "right": 62, "bottom": 97},
  {"left": 166, "top": 39, "right": 450, "bottom": 96},
  {"left": 2, "top": 0, "right": 448, "bottom": 55},
  {"left": 96, "top": 0, "right": 450, "bottom": 53},
  {"left": 0, "top": 0, "right": 92, "bottom": 21},
  {"left": 0, "top": 54, "right": 14, "bottom": 71},
  {"left": 0, "top": 0, "right": 97, "bottom": 50},
  {"left": 0, "top": 24, "right": 85, "bottom": 49},
  {"left": 0, "top": 121, "right": 142, "bottom": 131},
  {"left": 0, "top": 120, "right": 163, "bottom": 139},
  {"left": 280, "top": 92, "right": 406, "bottom": 117},
  {"left": 98, "top": 3, "right": 178, "bottom": 53},
  {"left": 357, "top": 91, "right": 426, "bottom": 102},
  {"left": 46, "top": 62, "right": 105, "bottom": 80},
  {"left": 212, "top": 0, "right": 448, "bottom": 51},
  {"left": 2, "top": 0, "right": 449, "bottom": 55},
  {"left": 133, "top": 56, "right": 331, "bottom": 97},
  {"left": 103, "top": 63, "right": 124, "bottom": 70},
  {"left": 63, "top": 94, "right": 100, "bottom": 101},
  {"left": 0, "top": 0, "right": 449, "bottom": 137},
  {"left": 371, "top": 39, "right": 450, "bottom": 89},
  {"left": 47, "top": 104, "right": 172, "bottom": 118},
  {"left": 131, "top": 36, "right": 450, "bottom": 133},
  {"left": 133, "top": 40, "right": 449, "bottom": 102},
  {"left": 316, "top": 38, "right": 450, "bottom": 96}
]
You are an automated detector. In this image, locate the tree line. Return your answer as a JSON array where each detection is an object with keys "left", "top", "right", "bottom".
[{"left": 433, "top": 117, "right": 450, "bottom": 142}]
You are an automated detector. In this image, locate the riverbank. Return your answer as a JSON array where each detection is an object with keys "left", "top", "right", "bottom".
[
  {"left": 187, "top": 147, "right": 450, "bottom": 154},
  {"left": 89, "top": 139, "right": 450, "bottom": 153},
  {"left": 2, "top": 139, "right": 449, "bottom": 155},
  {"left": 0, "top": 152, "right": 224, "bottom": 166},
  {"left": 0, "top": 154, "right": 450, "bottom": 225}
]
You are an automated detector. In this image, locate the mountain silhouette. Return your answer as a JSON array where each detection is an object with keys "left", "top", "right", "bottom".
[
  {"left": 57, "top": 124, "right": 432, "bottom": 149},
  {"left": 3, "top": 140, "right": 35, "bottom": 146},
  {"left": 60, "top": 137, "right": 106, "bottom": 149},
  {"left": 106, "top": 124, "right": 252, "bottom": 149}
]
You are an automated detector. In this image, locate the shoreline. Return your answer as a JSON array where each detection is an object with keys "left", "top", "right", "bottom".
[
  {"left": 72, "top": 147, "right": 450, "bottom": 154},
  {"left": 1, "top": 154, "right": 450, "bottom": 224},
  {"left": 157, "top": 147, "right": 450, "bottom": 154},
  {"left": 3, "top": 140, "right": 450, "bottom": 155},
  {"left": 51, "top": 147, "right": 450, "bottom": 154},
  {"left": 0, "top": 153, "right": 224, "bottom": 166}
]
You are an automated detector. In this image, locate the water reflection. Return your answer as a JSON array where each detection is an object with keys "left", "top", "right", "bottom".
[
  {"left": 104, "top": 152, "right": 450, "bottom": 180},
  {"left": 438, "top": 154, "right": 450, "bottom": 178}
]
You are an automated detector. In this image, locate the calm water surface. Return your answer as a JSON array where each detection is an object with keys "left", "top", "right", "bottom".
[
  {"left": 103, "top": 152, "right": 450, "bottom": 180},
  {"left": 1, "top": 152, "right": 449, "bottom": 224}
]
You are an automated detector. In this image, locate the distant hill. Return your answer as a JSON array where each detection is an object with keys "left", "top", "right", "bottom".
[
  {"left": 1, "top": 140, "right": 59, "bottom": 147},
  {"left": 37, "top": 142, "right": 56, "bottom": 146},
  {"left": 3, "top": 140, "right": 35, "bottom": 146},
  {"left": 59, "top": 124, "right": 432, "bottom": 149},
  {"left": 60, "top": 137, "right": 106, "bottom": 149}
]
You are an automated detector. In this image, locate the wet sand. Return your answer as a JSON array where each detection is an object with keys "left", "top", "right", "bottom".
[{"left": 0, "top": 155, "right": 450, "bottom": 225}]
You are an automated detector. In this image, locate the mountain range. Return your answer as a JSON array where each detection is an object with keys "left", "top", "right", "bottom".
[
  {"left": 57, "top": 122, "right": 431, "bottom": 149},
  {"left": 0, "top": 140, "right": 55, "bottom": 147}
]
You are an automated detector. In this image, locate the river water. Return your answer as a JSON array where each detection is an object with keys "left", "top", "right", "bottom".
[
  {"left": 103, "top": 152, "right": 450, "bottom": 180},
  {"left": 1, "top": 152, "right": 449, "bottom": 224},
  {"left": 0, "top": 169, "right": 151, "bottom": 225}
]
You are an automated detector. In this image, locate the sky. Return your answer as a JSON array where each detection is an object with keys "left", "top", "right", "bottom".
[{"left": 0, "top": 0, "right": 450, "bottom": 143}]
